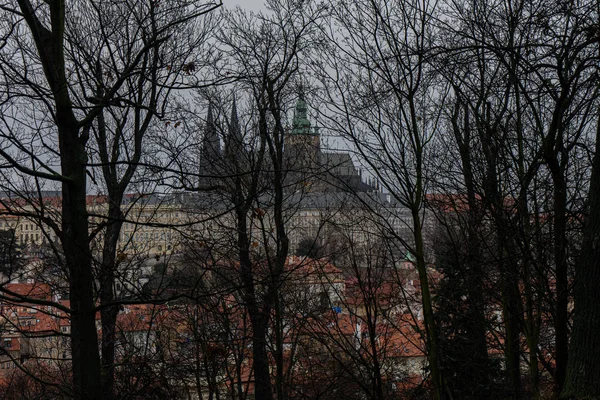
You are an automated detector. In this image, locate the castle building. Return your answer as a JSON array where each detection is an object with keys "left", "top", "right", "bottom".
[
  {"left": 191, "top": 89, "right": 382, "bottom": 254},
  {"left": 284, "top": 86, "right": 321, "bottom": 176},
  {"left": 0, "top": 90, "right": 385, "bottom": 287},
  {"left": 283, "top": 88, "right": 375, "bottom": 193},
  {"left": 197, "top": 88, "right": 375, "bottom": 194},
  {"left": 198, "top": 102, "right": 222, "bottom": 189}
]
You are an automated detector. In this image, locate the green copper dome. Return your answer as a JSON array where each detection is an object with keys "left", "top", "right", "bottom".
[{"left": 291, "top": 87, "right": 317, "bottom": 136}]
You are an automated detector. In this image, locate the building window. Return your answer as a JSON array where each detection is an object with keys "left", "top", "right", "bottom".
[{"left": 3, "top": 339, "right": 12, "bottom": 348}]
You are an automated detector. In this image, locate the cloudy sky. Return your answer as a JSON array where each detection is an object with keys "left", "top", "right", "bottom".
[{"left": 223, "top": 0, "right": 265, "bottom": 11}]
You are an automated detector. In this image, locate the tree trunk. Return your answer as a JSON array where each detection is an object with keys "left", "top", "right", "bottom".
[
  {"left": 413, "top": 209, "right": 444, "bottom": 400},
  {"left": 60, "top": 123, "right": 103, "bottom": 400},
  {"left": 561, "top": 119, "right": 600, "bottom": 398},
  {"left": 478, "top": 103, "right": 522, "bottom": 398},
  {"left": 251, "top": 317, "right": 274, "bottom": 400},
  {"left": 16, "top": 1, "right": 103, "bottom": 396},
  {"left": 550, "top": 166, "right": 569, "bottom": 391},
  {"left": 236, "top": 200, "right": 274, "bottom": 400},
  {"left": 453, "top": 102, "right": 491, "bottom": 395},
  {"left": 500, "top": 258, "right": 523, "bottom": 399},
  {"left": 100, "top": 203, "right": 124, "bottom": 400}
]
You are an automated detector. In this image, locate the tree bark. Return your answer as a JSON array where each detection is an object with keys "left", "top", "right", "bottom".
[
  {"left": 452, "top": 102, "right": 491, "bottom": 395},
  {"left": 16, "top": 1, "right": 103, "bottom": 397},
  {"left": 413, "top": 209, "right": 444, "bottom": 400},
  {"left": 60, "top": 121, "right": 103, "bottom": 400},
  {"left": 100, "top": 203, "right": 124, "bottom": 400},
  {"left": 561, "top": 117, "right": 600, "bottom": 398}
]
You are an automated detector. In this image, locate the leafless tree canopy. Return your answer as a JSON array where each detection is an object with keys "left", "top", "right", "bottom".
[{"left": 0, "top": 0, "right": 599, "bottom": 399}]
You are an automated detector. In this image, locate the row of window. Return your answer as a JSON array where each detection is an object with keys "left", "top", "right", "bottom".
[
  {"left": 0, "top": 222, "right": 40, "bottom": 231},
  {"left": 20, "top": 233, "right": 41, "bottom": 242},
  {"left": 20, "top": 224, "right": 37, "bottom": 231},
  {"left": 6, "top": 219, "right": 183, "bottom": 234},
  {"left": 124, "top": 232, "right": 172, "bottom": 240},
  {"left": 19, "top": 234, "right": 58, "bottom": 245}
]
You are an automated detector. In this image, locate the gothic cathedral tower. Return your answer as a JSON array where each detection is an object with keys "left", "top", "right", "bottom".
[
  {"left": 199, "top": 102, "right": 222, "bottom": 188},
  {"left": 284, "top": 86, "right": 320, "bottom": 177}
]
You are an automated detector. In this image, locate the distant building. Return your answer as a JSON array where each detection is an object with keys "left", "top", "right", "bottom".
[
  {"left": 196, "top": 87, "right": 376, "bottom": 195},
  {"left": 283, "top": 86, "right": 375, "bottom": 193}
]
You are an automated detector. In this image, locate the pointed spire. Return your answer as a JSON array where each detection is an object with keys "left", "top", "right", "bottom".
[
  {"left": 230, "top": 95, "right": 242, "bottom": 143},
  {"left": 199, "top": 101, "right": 221, "bottom": 187},
  {"left": 292, "top": 83, "right": 313, "bottom": 136},
  {"left": 226, "top": 95, "right": 243, "bottom": 158},
  {"left": 202, "top": 102, "right": 220, "bottom": 156},
  {"left": 207, "top": 100, "right": 214, "bottom": 122}
]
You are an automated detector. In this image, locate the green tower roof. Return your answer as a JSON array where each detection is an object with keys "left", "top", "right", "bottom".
[
  {"left": 404, "top": 251, "right": 416, "bottom": 263},
  {"left": 291, "top": 86, "right": 317, "bottom": 136}
]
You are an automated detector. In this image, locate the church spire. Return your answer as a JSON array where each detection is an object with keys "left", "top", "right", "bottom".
[
  {"left": 284, "top": 85, "right": 321, "bottom": 182},
  {"left": 230, "top": 96, "right": 242, "bottom": 142},
  {"left": 226, "top": 95, "right": 243, "bottom": 158},
  {"left": 291, "top": 84, "right": 314, "bottom": 136},
  {"left": 199, "top": 102, "right": 222, "bottom": 187},
  {"left": 198, "top": 101, "right": 222, "bottom": 187},
  {"left": 202, "top": 102, "right": 221, "bottom": 156}
]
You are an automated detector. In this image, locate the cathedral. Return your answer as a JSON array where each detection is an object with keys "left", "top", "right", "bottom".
[{"left": 198, "top": 89, "right": 375, "bottom": 194}]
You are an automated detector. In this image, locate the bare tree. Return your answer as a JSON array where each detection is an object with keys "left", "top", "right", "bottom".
[
  {"left": 316, "top": 0, "right": 447, "bottom": 397},
  {"left": 437, "top": 1, "right": 599, "bottom": 396},
  {"left": 0, "top": 1, "right": 220, "bottom": 398},
  {"left": 193, "top": 3, "right": 328, "bottom": 399}
]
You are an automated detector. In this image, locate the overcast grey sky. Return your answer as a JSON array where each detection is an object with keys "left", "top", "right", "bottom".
[{"left": 223, "top": 0, "right": 265, "bottom": 11}]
